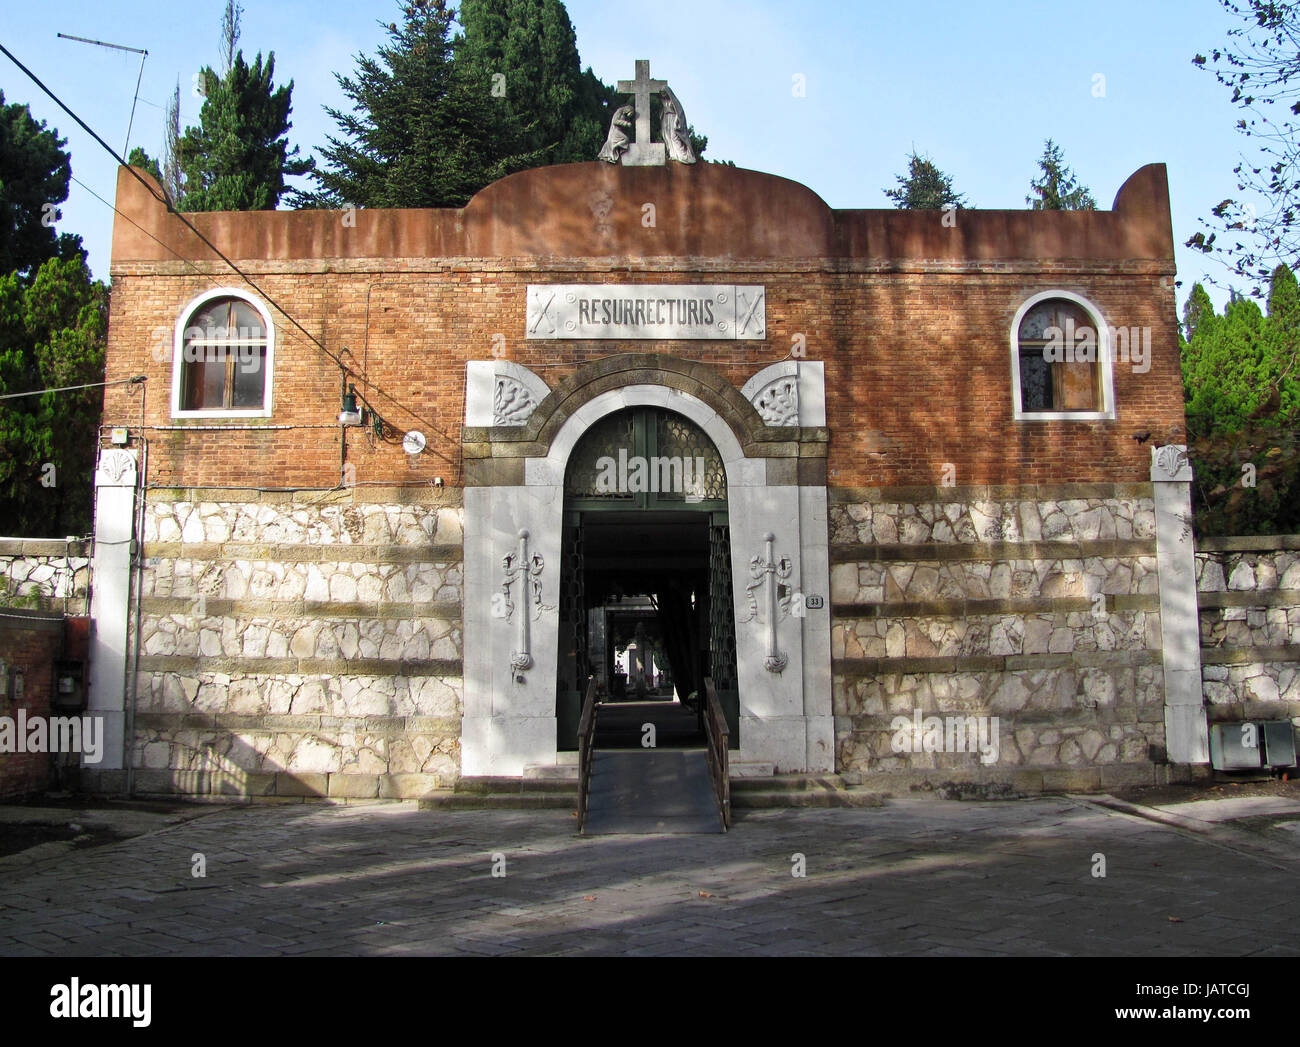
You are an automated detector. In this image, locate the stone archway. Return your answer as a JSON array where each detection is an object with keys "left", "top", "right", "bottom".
[{"left": 460, "top": 358, "right": 833, "bottom": 779}]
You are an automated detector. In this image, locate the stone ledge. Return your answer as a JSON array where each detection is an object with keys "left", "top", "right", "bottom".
[
  {"left": 830, "top": 540, "right": 1157, "bottom": 563},
  {"left": 108, "top": 769, "right": 450, "bottom": 799},
  {"left": 0, "top": 538, "right": 92, "bottom": 557},
  {"left": 1201, "top": 645, "right": 1300, "bottom": 665},
  {"left": 134, "top": 713, "right": 462, "bottom": 732},
  {"left": 136, "top": 655, "right": 463, "bottom": 677},
  {"left": 834, "top": 649, "right": 1160, "bottom": 678},
  {"left": 140, "top": 597, "right": 463, "bottom": 620},
  {"left": 1198, "top": 535, "right": 1300, "bottom": 553},
  {"left": 143, "top": 543, "right": 463, "bottom": 563},
  {"left": 829, "top": 482, "right": 1154, "bottom": 504},
  {"left": 144, "top": 487, "right": 464, "bottom": 507},
  {"left": 832, "top": 595, "right": 1161, "bottom": 618},
  {"left": 0, "top": 608, "right": 67, "bottom": 630},
  {"left": 1198, "top": 590, "right": 1300, "bottom": 609}
]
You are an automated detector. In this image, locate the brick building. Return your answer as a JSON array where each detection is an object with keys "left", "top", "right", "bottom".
[{"left": 85, "top": 144, "right": 1209, "bottom": 799}]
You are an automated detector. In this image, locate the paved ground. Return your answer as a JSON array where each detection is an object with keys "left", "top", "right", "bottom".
[{"left": 1, "top": 793, "right": 1298, "bottom": 956}]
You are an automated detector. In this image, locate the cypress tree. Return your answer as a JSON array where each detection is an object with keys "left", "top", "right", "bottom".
[
  {"left": 883, "top": 150, "right": 969, "bottom": 210},
  {"left": 307, "top": 0, "right": 541, "bottom": 208},
  {"left": 176, "top": 49, "right": 312, "bottom": 211}
]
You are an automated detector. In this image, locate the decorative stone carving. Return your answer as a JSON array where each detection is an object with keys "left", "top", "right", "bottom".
[
  {"left": 95, "top": 449, "right": 138, "bottom": 488},
  {"left": 739, "top": 533, "right": 793, "bottom": 673},
  {"left": 501, "top": 530, "right": 550, "bottom": 673},
  {"left": 597, "top": 106, "right": 635, "bottom": 165},
  {"left": 1151, "top": 444, "right": 1193, "bottom": 483},
  {"left": 598, "top": 60, "right": 696, "bottom": 167},
  {"left": 753, "top": 377, "right": 799, "bottom": 426},
  {"left": 660, "top": 86, "right": 696, "bottom": 165},
  {"left": 494, "top": 377, "right": 536, "bottom": 427}
]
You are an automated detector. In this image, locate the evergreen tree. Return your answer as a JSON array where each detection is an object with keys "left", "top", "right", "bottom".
[
  {"left": 883, "top": 150, "right": 968, "bottom": 209},
  {"left": 162, "top": 80, "right": 185, "bottom": 204},
  {"left": 1026, "top": 139, "right": 1096, "bottom": 211},
  {"left": 175, "top": 2, "right": 311, "bottom": 212},
  {"left": 307, "top": 0, "right": 542, "bottom": 208},
  {"left": 129, "top": 83, "right": 185, "bottom": 204},
  {"left": 126, "top": 147, "right": 164, "bottom": 187},
  {"left": 221, "top": 0, "right": 243, "bottom": 75},
  {"left": 455, "top": 0, "right": 616, "bottom": 165},
  {"left": 0, "top": 91, "right": 84, "bottom": 277},
  {"left": 0, "top": 255, "right": 107, "bottom": 535}
]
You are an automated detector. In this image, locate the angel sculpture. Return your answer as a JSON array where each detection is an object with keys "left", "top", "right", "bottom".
[
  {"left": 660, "top": 86, "right": 697, "bottom": 165},
  {"left": 597, "top": 105, "right": 635, "bottom": 164}
]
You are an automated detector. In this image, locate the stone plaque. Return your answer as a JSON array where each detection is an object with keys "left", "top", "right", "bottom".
[{"left": 527, "top": 285, "right": 766, "bottom": 341}]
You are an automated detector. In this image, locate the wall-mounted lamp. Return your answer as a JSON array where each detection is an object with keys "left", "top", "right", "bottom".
[{"left": 339, "top": 384, "right": 362, "bottom": 427}]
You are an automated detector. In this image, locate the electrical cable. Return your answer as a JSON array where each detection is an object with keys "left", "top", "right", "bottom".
[{"left": 0, "top": 376, "right": 145, "bottom": 402}]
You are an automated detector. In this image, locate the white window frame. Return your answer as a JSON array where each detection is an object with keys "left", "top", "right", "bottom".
[
  {"left": 171, "top": 287, "right": 276, "bottom": 419},
  {"left": 1010, "top": 289, "right": 1116, "bottom": 422}
]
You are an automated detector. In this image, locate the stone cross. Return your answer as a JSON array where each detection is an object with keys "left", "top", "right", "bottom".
[{"left": 617, "top": 60, "right": 667, "bottom": 166}]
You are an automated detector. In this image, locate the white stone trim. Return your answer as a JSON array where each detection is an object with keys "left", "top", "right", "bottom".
[
  {"left": 88, "top": 448, "right": 140, "bottom": 769},
  {"left": 463, "top": 383, "right": 834, "bottom": 777},
  {"left": 1150, "top": 445, "right": 1210, "bottom": 764},
  {"left": 740, "top": 360, "right": 826, "bottom": 427},
  {"left": 465, "top": 361, "right": 551, "bottom": 427},
  {"left": 170, "top": 287, "right": 276, "bottom": 420},
  {"left": 1009, "top": 290, "right": 1117, "bottom": 422}
]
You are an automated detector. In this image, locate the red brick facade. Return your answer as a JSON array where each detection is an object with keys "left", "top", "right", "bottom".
[
  {"left": 0, "top": 616, "right": 62, "bottom": 800},
  {"left": 101, "top": 162, "right": 1183, "bottom": 491}
]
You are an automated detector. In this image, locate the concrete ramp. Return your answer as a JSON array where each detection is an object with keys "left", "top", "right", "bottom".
[{"left": 582, "top": 749, "right": 724, "bottom": 835}]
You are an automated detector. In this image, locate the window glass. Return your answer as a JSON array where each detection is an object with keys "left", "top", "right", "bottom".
[
  {"left": 178, "top": 296, "right": 269, "bottom": 412},
  {"left": 1016, "top": 298, "right": 1102, "bottom": 414}
]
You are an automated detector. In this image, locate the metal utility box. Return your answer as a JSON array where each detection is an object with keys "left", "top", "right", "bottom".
[
  {"left": 1261, "top": 721, "right": 1298, "bottom": 769},
  {"left": 1209, "top": 723, "right": 1265, "bottom": 771}
]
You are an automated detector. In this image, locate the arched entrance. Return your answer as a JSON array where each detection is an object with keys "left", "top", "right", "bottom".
[{"left": 556, "top": 406, "right": 740, "bottom": 750}]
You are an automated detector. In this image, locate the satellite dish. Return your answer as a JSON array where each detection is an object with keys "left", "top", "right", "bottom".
[{"left": 402, "top": 430, "right": 426, "bottom": 456}]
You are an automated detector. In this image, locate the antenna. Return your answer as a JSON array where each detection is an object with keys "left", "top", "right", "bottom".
[{"left": 56, "top": 32, "right": 149, "bottom": 157}]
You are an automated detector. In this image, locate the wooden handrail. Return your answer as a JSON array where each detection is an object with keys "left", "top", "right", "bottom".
[
  {"left": 576, "top": 677, "right": 599, "bottom": 833},
  {"left": 703, "top": 677, "right": 731, "bottom": 830}
]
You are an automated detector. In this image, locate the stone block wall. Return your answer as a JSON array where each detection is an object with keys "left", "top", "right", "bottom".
[
  {"left": 1197, "top": 537, "right": 1300, "bottom": 728},
  {"left": 116, "top": 490, "right": 465, "bottom": 799},
  {"left": 831, "top": 483, "right": 1168, "bottom": 791},
  {"left": 0, "top": 539, "right": 92, "bottom": 613}
]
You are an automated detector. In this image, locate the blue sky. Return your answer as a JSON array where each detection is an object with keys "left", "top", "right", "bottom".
[{"left": 2, "top": 0, "right": 1252, "bottom": 312}]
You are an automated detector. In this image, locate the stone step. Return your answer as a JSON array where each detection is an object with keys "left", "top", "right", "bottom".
[
  {"left": 730, "top": 775, "right": 850, "bottom": 793},
  {"left": 733, "top": 788, "right": 885, "bottom": 809},
  {"left": 419, "top": 793, "right": 577, "bottom": 811},
  {"left": 454, "top": 777, "right": 578, "bottom": 795}
]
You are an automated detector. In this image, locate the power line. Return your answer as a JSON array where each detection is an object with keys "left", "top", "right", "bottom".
[
  {"left": 0, "top": 376, "right": 145, "bottom": 403},
  {"left": 0, "top": 41, "right": 350, "bottom": 377},
  {"left": 4, "top": 41, "right": 454, "bottom": 450}
]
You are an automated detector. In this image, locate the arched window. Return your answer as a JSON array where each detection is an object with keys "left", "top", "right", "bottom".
[
  {"left": 1011, "top": 292, "right": 1115, "bottom": 420},
  {"left": 172, "top": 290, "right": 274, "bottom": 417}
]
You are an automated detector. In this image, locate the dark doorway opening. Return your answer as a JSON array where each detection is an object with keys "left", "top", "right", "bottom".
[{"left": 556, "top": 407, "right": 740, "bottom": 752}]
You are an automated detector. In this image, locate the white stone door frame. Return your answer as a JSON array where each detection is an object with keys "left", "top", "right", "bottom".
[{"left": 461, "top": 366, "right": 833, "bottom": 778}]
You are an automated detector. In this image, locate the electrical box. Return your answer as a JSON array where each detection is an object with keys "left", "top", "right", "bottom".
[
  {"left": 1210, "top": 721, "right": 1299, "bottom": 771},
  {"left": 1209, "top": 723, "right": 1264, "bottom": 771},
  {"left": 1262, "top": 721, "right": 1298, "bottom": 769},
  {"left": 52, "top": 660, "right": 85, "bottom": 711}
]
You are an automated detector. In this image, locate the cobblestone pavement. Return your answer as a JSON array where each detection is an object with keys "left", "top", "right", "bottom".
[{"left": 1, "top": 795, "right": 1298, "bottom": 956}]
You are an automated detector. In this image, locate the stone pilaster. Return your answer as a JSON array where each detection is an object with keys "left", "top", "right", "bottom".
[
  {"left": 88, "top": 448, "right": 139, "bottom": 771},
  {"left": 1151, "top": 445, "right": 1209, "bottom": 764}
]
